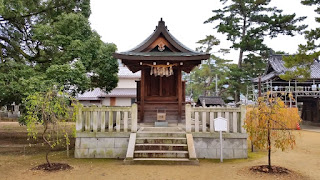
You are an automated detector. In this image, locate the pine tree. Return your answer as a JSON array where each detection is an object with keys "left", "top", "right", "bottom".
[
  {"left": 205, "top": 0, "right": 307, "bottom": 101},
  {"left": 282, "top": 0, "right": 320, "bottom": 80},
  {"left": 186, "top": 35, "right": 232, "bottom": 102},
  {"left": 205, "top": 0, "right": 307, "bottom": 68}
]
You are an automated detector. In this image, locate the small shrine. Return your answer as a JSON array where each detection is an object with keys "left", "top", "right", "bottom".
[{"left": 113, "top": 19, "right": 210, "bottom": 123}]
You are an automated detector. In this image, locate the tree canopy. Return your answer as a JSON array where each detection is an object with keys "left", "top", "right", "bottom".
[
  {"left": 203, "top": 0, "right": 307, "bottom": 102},
  {"left": 186, "top": 35, "right": 234, "bottom": 102},
  {"left": 205, "top": 0, "right": 307, "bottom": 67},
  {"left": 0, "top": 0, "right": 118, "bottom": 107},
  {"left": 24, "top": 87, "right": 79, "bottom": 168},
  {"left": 245, "top": 95, "right": 301, "bottom": 170},
  {"left": 282, "top": 0, "right": 320, "bottom": 81}
]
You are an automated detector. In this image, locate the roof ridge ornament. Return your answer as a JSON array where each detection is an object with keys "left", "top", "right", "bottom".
[
  {"left": 155, "top": 18, "right": 166, "bottom": 31},
  {"left": 158, "top": 17, "right": 165, "bottom": 26}
]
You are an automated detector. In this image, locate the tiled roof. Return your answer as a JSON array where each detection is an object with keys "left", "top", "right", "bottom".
[
  {"left": 197, "top": 96, "right": 225, "bottom": 106},
  {"left": 77, "top": 88, "right": 136, "bottom": 100},
  {"left": 101, "top": 88, "right": 136, "bottom": 97},
  {"left": 252, "top": 55, "right": 320, "bottom": 82},
  {"left": 77, "top": 88, "right": 103, "bottom": 100},
  {"left": 119, "top": 52, "right": 206, "bottom": 57},
  {"left": 126, "top": 19, "right": 205, "bottom": 55},
  {"left": 253, "top": 71, "right": 278, "bottom": 83},
  {"left": 118, "top": 67, "right": 140, "bottom": 78}
]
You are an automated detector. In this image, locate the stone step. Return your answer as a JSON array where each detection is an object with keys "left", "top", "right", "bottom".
[
  {"left": 134, "top": 150, "right": 189, "bottom": 158},
  {"left": 137, "top": 132, "right": 186, "bottom": 138},
  {"left": 133, "top": 158, "right": 190, "bottom": 161},
  {"left": 136, "top": 137, "right": 187, "bottom": 144},
  {"left": 135, "top": 144, "right": 188, "bottom": 151},
  {"left": 124, "top": 158, "right": 199, "bottom": 165}
]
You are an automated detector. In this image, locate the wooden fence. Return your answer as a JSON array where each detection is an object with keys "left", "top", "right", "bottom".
[
  {"left": 76, "top": 104, "right": 138, "bottom": 133},
  {"left": 185, "top": 104, "right": 246, "bottom": 133}
]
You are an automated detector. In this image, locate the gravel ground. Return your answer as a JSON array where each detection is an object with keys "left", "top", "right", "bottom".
[{"left": 0, "top": 122, "right": 320, "bottom": 180}]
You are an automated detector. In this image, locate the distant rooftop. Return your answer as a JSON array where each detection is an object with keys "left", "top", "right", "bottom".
[
  {"left": 77, "top": 88, "right": 136, "bottom": 100},
  {"left": 197, "top": 96, "right": 225, "bottom": 106},
  {"left": 77, "top": 88, "right": 103, "bottom": 100},
  {"left": 252, "top": 54, "right": 320, "bottom": 83},
  {"left": 118, "top": 66, "right": 140, "bottom": 78},
  {"left": 77, "top": 66, "right": 139, "bottom": 100}
]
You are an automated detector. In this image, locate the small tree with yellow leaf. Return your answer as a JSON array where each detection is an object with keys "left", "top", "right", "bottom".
[
  {"left": 24, "top": 87, "right": 81, "bottom": 170},
  {"left": 244, "top": 94, "right": 301, "bottom": 172}
]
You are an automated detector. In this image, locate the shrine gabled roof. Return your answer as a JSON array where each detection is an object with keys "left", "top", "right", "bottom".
[
  {"left": 113, "top": 18, "right": 210, "bottom": 60},
  {"left": 114, "top": 52, "right": 209, "bottom": 61},
  {"left": 252, "top": 54, "right": 320, "bottom": 83}
]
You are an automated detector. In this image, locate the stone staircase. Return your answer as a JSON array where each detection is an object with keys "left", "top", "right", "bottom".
[{"left": 124, "top": 127, "right": 198, "bottom": 165}]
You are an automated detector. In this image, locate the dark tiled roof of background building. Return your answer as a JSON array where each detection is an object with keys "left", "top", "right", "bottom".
[
  {"left": 101, "top": 88, "right": 136, "bottom": 97},
  {"left": 197, "top": 96, "right": 225, "bottom": 106},
  {"left": 77, "top": 88, "right": 137, "bottom": 100},
  {"left": 253, "top": 55, "right": 320, "bottom": 82}
]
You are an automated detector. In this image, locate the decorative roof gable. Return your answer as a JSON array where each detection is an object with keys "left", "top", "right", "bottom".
[
  {"left": 113, "top": 19, "right": 210, "bottom": 73},
  {"left": 129, "top": 18, "right": 200, "bottom": 53}
]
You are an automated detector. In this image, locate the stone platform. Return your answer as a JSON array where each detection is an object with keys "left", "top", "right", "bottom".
[{"left": 75, "top": 126, "right": 247, "bottom": 160}]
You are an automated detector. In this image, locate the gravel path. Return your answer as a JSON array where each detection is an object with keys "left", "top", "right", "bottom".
[{"left": 0, "top": 122, "right": 319, "bottom": 180}]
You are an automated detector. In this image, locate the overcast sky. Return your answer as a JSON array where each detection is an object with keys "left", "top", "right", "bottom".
[{"left": 89, "top": 0, "right": 318, "bottom": 63}]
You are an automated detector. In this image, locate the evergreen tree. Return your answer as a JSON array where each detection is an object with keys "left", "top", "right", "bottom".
[
  {"left": 205, "top": 0, "right": 307, "bottom": 67},
  {"left": 282, "top": 0, "right": 320, "bottom": 80},
  {"left": 186, "top": 35, "right": 232, "bottom": 102},
  {"left": 205, "top": 0, "right": 307, "bottom": 101},
  {"left": 0, "top": 0, "right": 118, "bottom": 107}
]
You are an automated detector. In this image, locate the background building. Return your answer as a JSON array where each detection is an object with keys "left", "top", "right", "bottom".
[{"left": 77, "top": 65, "right": 140, "bottom": 106}]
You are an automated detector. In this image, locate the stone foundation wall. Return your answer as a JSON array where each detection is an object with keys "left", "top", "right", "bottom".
[
  {"left": 192, "top": 133, "right": 247, "bottom": 159},
  {"left": 75, "top": 132, "right": 130, "bottom": 158},
  {"left": 75, "top": 132, "right": 248, "bottom": 159}
]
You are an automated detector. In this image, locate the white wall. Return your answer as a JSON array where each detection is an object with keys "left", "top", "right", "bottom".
[
  {"left": 116, "top": 97, "right": 132, "bottom": 106},
  {"left": 101, "top": 97, "right": 133, "bottom": 106},
  {"left": 102, "top": 98, "right": 110, "bottom": 106},
  {"left": 80, "top": 100, "right": 102, "bottom": 106},
  {"left": 117, "top": 79, "right": 137, "bottom": 88}
]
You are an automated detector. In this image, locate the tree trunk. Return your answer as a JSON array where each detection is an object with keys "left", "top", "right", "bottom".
[
  {"left": 234, "top": 90, "right": 240, "bottom": 103},
  {"left": 267, "top": 119, "right": 271, "bottom": 170},
  {"left": 238, "top": 49, "right": 244, "bottom": 68},
  {"left": 238, "top": 16, "right": 247, "bottom": 68},
  {"left": 45, "top": 150, "right": 52, "bottom": 167},
  {"left": 42, "top": 125, "right": 52, "bottom": 167}
]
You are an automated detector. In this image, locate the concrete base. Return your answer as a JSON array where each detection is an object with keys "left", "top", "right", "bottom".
[
  {"left": 75, "top": 133, "right": 130, "bottom": 158},
  {"left": 75, "top": 129, "right": 248, "bottom": 160},
  {"left": 192, "top": 133, "right": 248, "bottom": 159},
  {"left": 154, "top": 121, "right": 168, "bottom": 127}
]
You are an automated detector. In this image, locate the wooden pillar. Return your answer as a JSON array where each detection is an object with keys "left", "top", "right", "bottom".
[
  {"left": 317, "top": 99, "right": 320, "bottom": 123},
  {"left": 313, "top": 98, "right": 319, "bottom": 122},
  {"left": 289, "top": 80, "right": 292, "bottom": 108},
  {"left": 140, "top": 69, "right": 145, "bottom": 122},
  {"left": 177, "top": 67, "right": 182, "bottom": 122}
]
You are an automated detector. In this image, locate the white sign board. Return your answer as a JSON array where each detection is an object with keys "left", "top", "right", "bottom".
[
  {"left": 214, "top": 116, "right": 228, "bottom": 163},
  {"left": 214, "top": 117, "right": 228, "bottom": 132}
]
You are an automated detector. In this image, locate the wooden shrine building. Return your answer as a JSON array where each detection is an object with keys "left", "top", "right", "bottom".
[
  {"left": 113, "top": 19, "right": 210, "bottom": 123},
  {"left": 252, "top": 54, "right": 320, "bottom": 124}
]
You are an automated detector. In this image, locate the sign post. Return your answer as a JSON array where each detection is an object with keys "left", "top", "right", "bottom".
[{"left": 214, "top": 117, "right": 228, "bottom": 163}]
